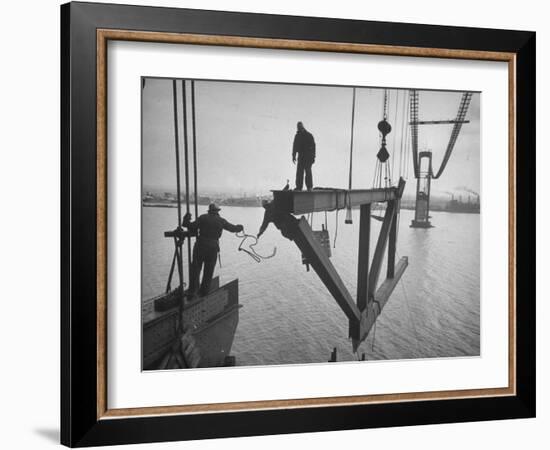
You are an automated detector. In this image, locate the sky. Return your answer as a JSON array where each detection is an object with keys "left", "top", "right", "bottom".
[{"left": 142, "top": 78, "right": 480, "bottom": 199}]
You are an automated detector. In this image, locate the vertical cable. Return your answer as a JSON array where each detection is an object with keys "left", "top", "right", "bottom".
[
  {"left": 345, "top": 88, "right": 356, "bottom": 224},
  {"left": 172, "top": 80, "right": 184, "bottom": 293},
  {"left": 391, "top": 90, "right": 399, "bottom": 182},
  {"left": 172, "top": 80, "right": 182, "bottom": 227},
  {"left": 181, "top": 80, "right": 192, "bottom": 280},
  {"left": 191, "top": 80, "right": 199, "bottom": 219},
  {"left": 348, "top": 87, "right": 356, "bottom": 191},
  {"left": 181, "top": 80, "right": 191, "bottom": 213},
  {"left": 399, "top": 91, "right": 408, "bottom": 177},
  {"left": 405, "top": 92, "right": 411, "bottom": 179}
]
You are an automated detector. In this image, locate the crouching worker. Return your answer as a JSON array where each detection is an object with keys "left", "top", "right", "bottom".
[
  {"left": 257, "top": 200, "right": 297, "bottom": 241},
  {"left": 183, "top": 203, "right": 243, "bottom": 297}
]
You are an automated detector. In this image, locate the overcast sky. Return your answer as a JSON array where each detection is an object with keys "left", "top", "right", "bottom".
[{"left": 142, "top": 78, "right": 480, "bottom": 199}]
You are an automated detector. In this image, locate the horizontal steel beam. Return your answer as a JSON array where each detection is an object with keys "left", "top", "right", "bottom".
[{"left": 272, "top": 187, "right": 397, "bottom": 215}]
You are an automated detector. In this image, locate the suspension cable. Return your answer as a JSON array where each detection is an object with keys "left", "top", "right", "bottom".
[
  {"left": 431, "top": 92, "right": 473, "bottom": 179},
  {"left": 410, "top": 90, "right": 420, "bottom": 178}
]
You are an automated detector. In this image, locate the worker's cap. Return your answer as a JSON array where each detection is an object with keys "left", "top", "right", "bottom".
[{"left": 208, "top": 203, "right": 221, "bottom": 212}]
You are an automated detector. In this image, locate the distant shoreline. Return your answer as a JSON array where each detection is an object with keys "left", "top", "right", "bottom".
[
  {"left": 142, "top": 200, "right": 262, "bottom": 209},
  {"left": 142, "top": 202, "right": 480, "bottom": 214}
]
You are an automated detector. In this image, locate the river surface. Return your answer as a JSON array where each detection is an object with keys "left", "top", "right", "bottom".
[{"left": 142, "top": 205, "right": 480, "bottom": 366}]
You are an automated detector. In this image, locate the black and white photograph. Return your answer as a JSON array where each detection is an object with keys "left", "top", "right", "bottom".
[
  {"left": 141, "top": 78, "right": 480, "bottom": 370},
  {"left": 0, "top": 0, "right": 542, "bottom": 446}
]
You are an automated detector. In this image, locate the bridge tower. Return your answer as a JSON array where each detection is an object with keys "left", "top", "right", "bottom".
[
  {"left": 408, "top": 90, "right": 473, "bottom": 228},
  {"left": 411, "top": 151, "right": 434, "bottom": 228}
]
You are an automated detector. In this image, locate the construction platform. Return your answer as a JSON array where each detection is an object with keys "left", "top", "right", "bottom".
[{"left": 269, "top": 180, "right": 408, "bottom": 349}]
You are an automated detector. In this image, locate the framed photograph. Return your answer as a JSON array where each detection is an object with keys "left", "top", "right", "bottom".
[{"left": 61, "top": 1, "right": 535, "bottom": 447}]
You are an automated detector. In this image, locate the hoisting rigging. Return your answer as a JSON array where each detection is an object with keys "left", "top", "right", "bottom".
[{"left": 373, "top": 89, "right": 393, "bottom": 189}]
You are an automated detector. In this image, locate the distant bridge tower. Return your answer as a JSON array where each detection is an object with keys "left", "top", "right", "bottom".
[
  {"left": 408, "top": 90, "right": 473, "bottom": 228},
  {"left": 411, "top": 151, "right": 433, "bottom": 228}
]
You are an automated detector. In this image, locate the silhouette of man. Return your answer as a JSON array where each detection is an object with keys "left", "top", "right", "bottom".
[
  {"left": 292, "top": 121, "right": 316, "bottom": 191},
  {"left": 257, "top": 200, "right": 297, "bottom": 241},
  {"left": 183, "top": 203, "right": 243, "bottom": 297}
]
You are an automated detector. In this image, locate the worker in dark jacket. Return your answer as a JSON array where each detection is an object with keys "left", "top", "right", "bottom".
[
  {"left": 183, "top": 203, "right": 243, "bottom": 297},
  {"left": 257, "top": 200, "right": 297, "bottom": 241},
  {"left": 292, "top": 121, "right": 316, "bottom": 191}
]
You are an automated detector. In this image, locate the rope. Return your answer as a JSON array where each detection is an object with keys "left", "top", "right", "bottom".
[{"left": 236, "top": 230, "right": 277, "bottom": 263}]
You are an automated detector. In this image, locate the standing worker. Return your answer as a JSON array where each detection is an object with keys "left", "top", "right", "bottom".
[
  {"left": 292, "top": 121, "right": 316, "bottom": 191},
  {"left": 183, "top": 203, "right": 243, "bottom": 297}
]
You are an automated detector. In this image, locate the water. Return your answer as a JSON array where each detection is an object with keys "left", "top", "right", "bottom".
[{"left": 142, "top": 205, "right": 480, "bottom": 366}]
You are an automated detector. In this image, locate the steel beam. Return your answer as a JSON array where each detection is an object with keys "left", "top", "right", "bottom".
[
  {"left": 271, "top": 179, "right": 408, "bottom": 348},
  {"left": 349, "top": 203, "right": 371, "bottom": 339},
  {"left": 272, "top": 187, "right": 397, "bottom": 215},
  {"left": 368, "top": 200, "right": 396, "bottom": 299},
  {"left": 291, "top": 217, "right": 361, "bottom": 323},
  {"left": 353, "top": 257, "right": 408, "bottom": 350},
  {"left": 356, "top": 204, "right": 371, "bottom": 311},
  {"left": 387, "top": 204, "right": 397, "bottom": 278}
]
